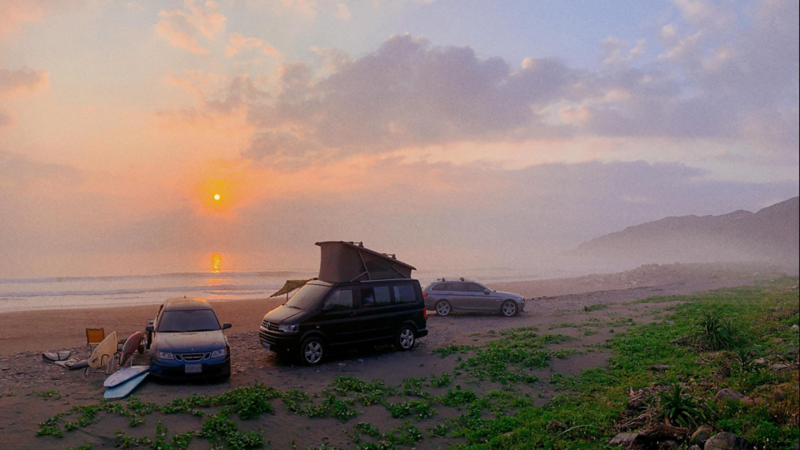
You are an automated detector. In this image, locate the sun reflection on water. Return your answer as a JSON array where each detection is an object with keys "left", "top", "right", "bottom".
[{"left": 211, "top": 253, "right": 222, "bottom": 273}]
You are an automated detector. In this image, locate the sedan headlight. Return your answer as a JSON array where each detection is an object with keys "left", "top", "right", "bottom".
[
  {"left": 156, "top": 351, "right": 174, "bottom": 360},
  {"left": 210, "top": 347, "right": 228, "bottom": 358},
  {"left": 278, "top": 323, "right": 299, "bottom": 333}
]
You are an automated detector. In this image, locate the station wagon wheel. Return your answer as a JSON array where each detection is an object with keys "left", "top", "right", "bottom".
[
  {"left": 501, "top": 300, "right": 518, "bottom": 317},
  {"left": 395, "top": 325, "right": 416, "bottom": 351},
  {"left": 300, "top": 337, "right": 325, "bottom": 365},
  {"left": 435, "top": 300, "right": 452, "bottom": 316}
]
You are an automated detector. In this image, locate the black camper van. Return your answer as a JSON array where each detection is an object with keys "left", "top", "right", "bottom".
[{"left": 259, "top": 242, "right": 428, "bottom": 365}]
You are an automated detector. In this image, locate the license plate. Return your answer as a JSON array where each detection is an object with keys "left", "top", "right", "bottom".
[
  {"left": 185, "top": 364, "right": 202, "bottom": 374},
  {"left": 261, "top": 342, "right": 270, "bottom": 351}
]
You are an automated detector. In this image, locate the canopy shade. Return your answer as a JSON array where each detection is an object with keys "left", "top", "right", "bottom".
[
  {"left": 269, "top": 279, "right": 314, "bottom": 298},
  {"left": 316, "top": 241, "right": 416, "bottom": 283}
]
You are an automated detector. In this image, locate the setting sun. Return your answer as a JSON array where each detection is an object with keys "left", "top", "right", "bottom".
[{"left": 214, "top": 194, "right": 220, "bottom": 201}]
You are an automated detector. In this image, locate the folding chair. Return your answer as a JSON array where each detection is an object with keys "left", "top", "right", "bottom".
[
  {"left": 86, "top": 328, "right": 105, "bottom": 349},
  {"left": 83, "top": 329, "right": 119, "bottom": 376}
]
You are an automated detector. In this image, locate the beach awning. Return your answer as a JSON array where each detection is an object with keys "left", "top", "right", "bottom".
[
  {"left": 270, "top": 279, "right": 313, "bottom": 298},
  {"left": 315, "top": 241, "right": 416, "bottom": 283}
]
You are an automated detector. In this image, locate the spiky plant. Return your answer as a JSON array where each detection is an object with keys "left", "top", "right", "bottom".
[
  {"left": 696, "top": 311, "right": 738, "bottom": 350},
  {"left": 659, "top": 383, "right": 708, "bottom": 429}
]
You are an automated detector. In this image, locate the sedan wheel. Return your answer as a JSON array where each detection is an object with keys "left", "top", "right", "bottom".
[
  {"left": 300, "top": 337, "right": 324, "bottom": 365},
  {"left": 435, "top": 300, "right": 452, "bottom": 316},
  {"left": 501, "top": 300, "right": 518, "bottom": 317},
  {"left": 395, "top": 326, "right": 416, "bottom": 351}
]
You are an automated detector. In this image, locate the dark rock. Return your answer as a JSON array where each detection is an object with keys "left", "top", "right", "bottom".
[
  {"left": 659, "top": 441, "right": 679, "bottom": 450},
  {"left": 714, "top": 388, "right": 744, "bottom": 402},
  {"left": 704, "top": 432, "right": 754, "bottom": 450},
  {"left": 691, "top": 425, "right": 713, "bottom": 445},
  {"left": 609, "top": 432, "right": 638, "bottom": 445}
]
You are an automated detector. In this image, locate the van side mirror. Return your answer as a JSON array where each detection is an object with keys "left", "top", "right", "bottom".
[
  {"left": 323, "top": 303, "right": 335, "bottom": 311},
  {"left": 145, "top": 325, "right": 155, "bottom": 332},
  {"left": 222, "top": 323, "right": 232, "bottom": 330},
  {"left": 484, "top": 289, "right": 491, "bottom": 295}
]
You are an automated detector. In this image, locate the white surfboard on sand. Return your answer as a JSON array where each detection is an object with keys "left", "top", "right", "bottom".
[
  {"left": 89, "top": 331, "right": 117, "bottom": 370},
  {"left": 104, "top": 371, "right": 148, "bottom": 399},
  {"left": 104, "top": 365, "right": 149, "bottom": 388}
]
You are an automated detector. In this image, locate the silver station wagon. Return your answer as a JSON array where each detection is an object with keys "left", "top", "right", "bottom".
[{"left": 422, "top": 279, "right": 525, "bottom": 317}]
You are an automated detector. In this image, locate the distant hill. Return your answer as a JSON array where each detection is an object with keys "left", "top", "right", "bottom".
[{"left": 575, "top": 197, "right": 799, "bottom": 269}]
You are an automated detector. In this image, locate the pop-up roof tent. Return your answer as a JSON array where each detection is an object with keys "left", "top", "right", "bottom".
[{"left": 316, "top": 241, "right": 416, "bottom": 283}]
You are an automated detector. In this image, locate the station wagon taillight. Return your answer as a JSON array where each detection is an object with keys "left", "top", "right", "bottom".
[
  {"left": 423, "top": 308, "right": 428, "bottom": 319},
  {"left": 422, "top": 293, "right": 427, "bottom": 298}
]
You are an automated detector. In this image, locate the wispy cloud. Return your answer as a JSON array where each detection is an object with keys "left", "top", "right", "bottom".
[
  {"left": 0, "top": 67, "right": 50, "bottom": 96},
  {"left": 0, "top": 67, "right": 49, "bottom": 128},
  {"left": 0, "top": 1, "right": 46, "bottom": 36},
  {"left": 225, "top": 33, "right": 281, "bottom": 59},
  {"left": 155, "top": 0, "right": 225, "bottom": 55}
]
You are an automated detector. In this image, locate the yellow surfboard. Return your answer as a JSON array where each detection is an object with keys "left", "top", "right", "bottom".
[{"left": 89, "top": 331, "right": 117, "bottom": 370}]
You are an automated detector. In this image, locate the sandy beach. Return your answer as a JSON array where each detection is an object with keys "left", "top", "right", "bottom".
[
  {"left": 0, "top": 261, "right": 786, "bottom": 356},
  {"left": 0, "top": 262, "right": 794, "bottom": 449}
]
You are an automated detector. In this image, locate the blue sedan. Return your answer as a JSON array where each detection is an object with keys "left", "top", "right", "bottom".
[{"left": 146, "top": 297, "right": 231, "bottom": 380}]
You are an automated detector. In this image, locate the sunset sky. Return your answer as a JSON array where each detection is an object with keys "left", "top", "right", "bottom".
[{"left": 1, "top": 0, "right": 798, "bottom": 278}]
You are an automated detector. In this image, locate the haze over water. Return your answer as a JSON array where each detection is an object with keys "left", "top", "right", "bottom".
[{"left": 0, "top": 252, "right": 557, "bottom": 312}]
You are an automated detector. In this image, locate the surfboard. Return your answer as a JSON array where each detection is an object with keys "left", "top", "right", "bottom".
[
  {"left": 88, "top": 331, "right": 117, "bottom": 370},
  {"left": 53, "top": 358, "right": 79, "bottom": 368},
  {"left": 104, "top": 365, "right": 149, "bottom": 388},
  {"left": 42, "top": 350, "right": 71, "bottom": 362},
  {"left": 120, "top": 331, "right": 145, "bottom": 366},
  {"left": 104, "top": 371, "right": 148, "bottom": 399},
  {"left": 66, "top": 359, "right": 89, "bottom": 370}
]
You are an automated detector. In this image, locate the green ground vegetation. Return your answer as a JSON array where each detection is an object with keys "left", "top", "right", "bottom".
[{"left": 34, "top": 277, "right": 799, "bottom": 449}]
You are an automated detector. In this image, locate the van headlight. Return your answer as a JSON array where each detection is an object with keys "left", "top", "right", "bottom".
[
  {"left": 211, "top": 347, "right": 228, "bottom": 358},
  {"left": 278, "top": 323, "right": 298, "bottom": 333},
  {"left": 156, "top": 351, "right": 174, "bottom": 360}
]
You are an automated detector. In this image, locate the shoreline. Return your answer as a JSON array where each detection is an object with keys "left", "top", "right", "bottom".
[{"left": 0, "top": 261, "right": 792, "bottom": 356}]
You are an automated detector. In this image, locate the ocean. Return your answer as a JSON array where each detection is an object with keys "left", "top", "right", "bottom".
[{"left": 0, "top": 267, "right": 543, "bottom": 313}]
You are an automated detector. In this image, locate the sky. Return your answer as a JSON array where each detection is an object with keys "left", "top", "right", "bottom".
[{"left": 0, "top": 0, "right": 798, "bottom": 278}]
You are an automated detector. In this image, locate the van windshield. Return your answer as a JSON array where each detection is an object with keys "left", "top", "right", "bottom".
[{"left": 286, "top": 284, "right": 329, "bottom": 310}]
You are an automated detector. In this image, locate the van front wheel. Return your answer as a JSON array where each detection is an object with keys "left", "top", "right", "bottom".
[
  {"left": 300, "top": 337, "right": 325, "bottom": 365},
  {"left": 395, "top": 326, "right": 416, "bottom": 351}
]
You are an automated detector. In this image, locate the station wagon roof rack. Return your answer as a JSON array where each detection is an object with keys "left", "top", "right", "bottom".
[{"left": 315, "top": 241, "right": 416, "bottom": 283}]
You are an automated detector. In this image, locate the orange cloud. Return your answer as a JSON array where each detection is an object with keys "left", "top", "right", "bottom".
[
  {"left": 0, "top": 2, "right": 45, "bottom": 36},
  {"left": 0, "top": 68, "right": 50, "bottom": 96},
  {"left": 155, "top": 0, "right": 225, "bottom": 55},
  {"left": 225, "top": 33, "right": 282, "bottom": 59}
]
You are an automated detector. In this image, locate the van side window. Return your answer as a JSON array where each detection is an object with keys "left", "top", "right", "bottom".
[
  {"left": 374, "top": 286, "right": 391, "bottom": 305},
  {"left": 393, "top": 284, "right": 416, "bottom": 303},
  {"left": 359, "top": 288, "right": 375, "bottom": 307},
  {"left": 324, "top": 289, "right": 353, "bottom": 311}
]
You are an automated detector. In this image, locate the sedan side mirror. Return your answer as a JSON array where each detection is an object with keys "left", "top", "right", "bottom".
[
  {"left": 145, "top": 325, "right": 154, "bottom": 332},
  {"left": 484, "top": 289, "right": 491, "bottom": 295},
  {"left": 222, "top": 323, "right": 232, "bottom": 330}
]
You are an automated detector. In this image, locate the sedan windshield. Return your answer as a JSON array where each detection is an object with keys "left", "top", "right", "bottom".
[
  {"left": 157, "top": 310, "right": 220, "bottom": 332},
  {"left": 285, "top": 284, "right": 329, "bottom": 310}
]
